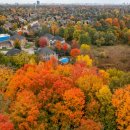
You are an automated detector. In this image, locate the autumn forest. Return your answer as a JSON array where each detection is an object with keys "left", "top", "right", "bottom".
[{"left": 0, "top": 3, "right": 130, "bottom": 130}]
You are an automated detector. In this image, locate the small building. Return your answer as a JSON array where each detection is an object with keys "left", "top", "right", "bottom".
[{"left": 36, "top": 47, "right": 58, "bottom": 61}]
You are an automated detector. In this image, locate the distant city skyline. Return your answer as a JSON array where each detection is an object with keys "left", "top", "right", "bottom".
[{"left": 0, "top": 0, "right": 130, "bottom": 4}]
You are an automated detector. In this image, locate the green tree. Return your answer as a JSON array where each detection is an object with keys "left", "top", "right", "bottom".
[
  {"left": 73, "top": 30, "right": 83, "bottom": 41},
  {"left": 104, "top": 31, "right": 117, "bottom": 46},
  {"left": 107, "top": 68, "right": 130, "bottom": 91},
  {"left": 96, "top": 86, "right": 116, "bottom": 130},
  {"left": 67, "top": 26, "right": 75, "bottom": 41},
  {"left": 93, "top": 31, "right": 105, "bottom": 46},
  {"left": 64, "top": 28, "right": 69, "bottom": 40},
  {"left": 79, "top": 33, "right": 91, "bottom": 45},
  {"left": 41, "top": 24, "right": 49, "bottom": 35},
  {"left": 59, "top": 27, "right": 65, "bottom": 38},
  {"left": 10, "top": 52, "right": 36, "bottom": 68},
  {"left": 0, "top": 53, "right": 10, "bottom": 66}
]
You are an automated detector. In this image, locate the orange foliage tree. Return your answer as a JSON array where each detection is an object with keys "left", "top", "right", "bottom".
[
  {"left": 10, "top": 90, "right": 39, "bottom": 130},
  {"left": 105, "top": 18, "right": 113, "bottom": 25},
  {"left": 6, "top": 61, "right": 104, "bottom": 130},
  {"left": 75, "top": 119, "right": 102, "bottom": 130},
  {"left": 70, "top": 48, "right": 80, "bottom": 58},
  {"left": 55, "top": 40, "right": 62, "bottom": 51},
  {"left": 112, "top": 85, "right": 130, "bottom": 130}
]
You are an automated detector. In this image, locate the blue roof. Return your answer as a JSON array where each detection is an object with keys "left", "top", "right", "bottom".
[
  {"left": 0, "top": 34, "right": 10, "bottom": 43},
  {"left": 59, "top": 57, "right": 69, "bottom": 64}
]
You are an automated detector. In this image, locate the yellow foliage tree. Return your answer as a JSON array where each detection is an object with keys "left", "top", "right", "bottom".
[
  {"left": 96, "top": 86, "right": 116, "bottom": 130},
  {"left": 76, "top": 55, "right": 92, "bottom": 67},
  {"left": 0, "top": 66, "right": 14, "bottom": 112},
  {"left": 0, "top": 15, "right": 6, "bottom": 22},
  {"left": 80, "top": 44, "right": 91, "bottom": 55},
  {"left": 0, "top": 66, "right": 13, "bottom": 93}
]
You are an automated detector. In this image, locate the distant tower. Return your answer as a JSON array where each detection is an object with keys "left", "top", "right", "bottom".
[
  {"left": 34, "top": 3, "right": 37, "bottom": 10},
  {"left": 15, "top": 2, "right": 19, "bottom": 7},
  {"left": 37, "top": 0, "right": 40, "bottom": 5}
]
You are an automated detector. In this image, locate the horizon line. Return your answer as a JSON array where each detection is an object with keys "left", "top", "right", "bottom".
[{"left": 0, "top": 2, "right": 129, "bottom": 5}]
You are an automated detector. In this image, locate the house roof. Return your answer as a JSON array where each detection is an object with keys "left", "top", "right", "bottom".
[
  {"left": 10, "top": 34, "right": 25, "bottom": 41},
  {"left": 52, "top": 35, "right": 64, "bottom": 41},
  {"left": 44, "top": 33, "right": 54, "bottom": 40},
  {"left": 37, "top": 47, "right": 56, "bottom": 55},
  {"left": 6, "top": 48, "right": 22, "bottom": 56},
  {"left": 0, "top": 41, "right": 12, "bottom": 44}
]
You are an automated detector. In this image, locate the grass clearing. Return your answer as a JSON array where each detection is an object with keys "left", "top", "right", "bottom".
[{"left": 91, "top": 44, "right": 130, "bottom": 71}]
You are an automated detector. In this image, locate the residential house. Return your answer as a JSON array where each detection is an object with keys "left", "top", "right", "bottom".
[
  {"left": 43, "top": 34, "right": 65, "bottom": 46},
  {"left": 43, "top": 33, "right": 54, "bottom": 46},
  {"left": 44, "top": 33, "right": 54, "bottom": 40},
  {"left": 10, "top": 34, "right": 27, "bottom": 48},
  {"left": 36, "top": 47, "right": 58, "bottom": 61},
  {"left": 29, "top": 21, "right": 41, "bottom": 32},
  {"left": 52, "top": 35, "right": 65, "bottom": 44}
]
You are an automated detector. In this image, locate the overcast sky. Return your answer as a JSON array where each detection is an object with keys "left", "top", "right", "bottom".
[{"left": 1, "top": 0, "right": 130, "bottom": 4}]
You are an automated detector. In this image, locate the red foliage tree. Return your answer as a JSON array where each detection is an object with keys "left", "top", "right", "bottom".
[
  {"left": 0, "top": 114, "right": 14, "bottom": 130},
  {"left": 62, "top": 43, "right": 68, "bottom": 52},
  {"left": 70, "top": 48, "right": 80, "bottom": 58},
  {"left": 113, "top": 18, "right": 120, "bottom": 28},
  {"left": 39, "top": 37, "right": 48, "bottom": 48}
]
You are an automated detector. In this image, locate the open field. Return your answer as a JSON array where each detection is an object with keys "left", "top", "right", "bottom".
[{"left": 92, "top": 45, "right": 130, "bottom": 71}]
